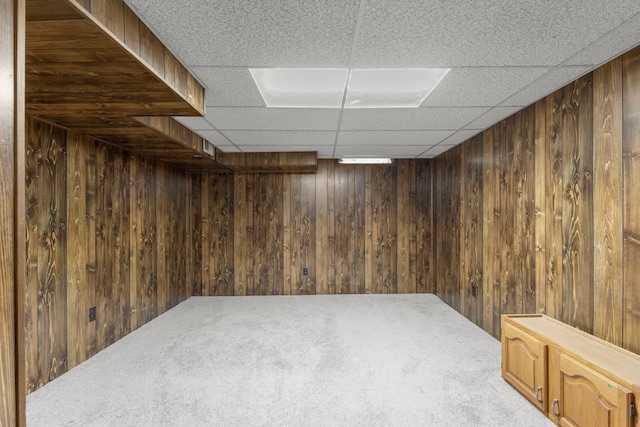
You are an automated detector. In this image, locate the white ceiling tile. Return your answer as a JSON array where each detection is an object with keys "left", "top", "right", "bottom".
[
  {"left": 206, "top": 107, "right": 340, "bottom": 130},
  {"left": 335, "top": 145, "right": 426, "bottom": 158},
  {"left": 340, "top": 107, "right": 489, "bottom": 131},
  {"left": 421, "top": 67, "right": 550, "bottom": 107},
  {"left": 464, "top": 107, "right": 523, "bottom": 130},
  {"left": 192, "top": 67, "right": 265, "bottom": 107},
  {"left": 173, "top": 116, "right": 213, "bottom": 130},
  {"left": 563, "top": 14, "right": 640, "bottom": 66},
  {"left": 222, "top": 131, "right": 336, "bottom": 147},
  {"left": 126, "top": 0, "right": 359, "bottom": 67},
  {"left": 500, "top": 66, "right": 592, "bottom": 107},
  {"left": 352, "top": 0, "right": 640, "bottom": 67},
  {"left": 131, "top": 0, "right": 640, "bottom": 158},
  {"left": 337, "top": 130, "right": 453, "bottom": 146}
]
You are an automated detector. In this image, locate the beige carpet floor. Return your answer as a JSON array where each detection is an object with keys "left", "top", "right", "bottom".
[{"left": 27, "top": 294, "right": 553, "bottom": 426}]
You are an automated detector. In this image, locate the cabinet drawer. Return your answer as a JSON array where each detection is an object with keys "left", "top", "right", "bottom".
[
  {"left": 556, "top": 354, "right": 632, "bottom": 427},
  {"left": 502, "top": 322, "right": 548, "bottom": 411}
]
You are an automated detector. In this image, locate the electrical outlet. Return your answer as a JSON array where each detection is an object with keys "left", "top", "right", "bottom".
[
  {"left": 303, "top": 267, "right": 309, "bottom": 276},
  {"left": 471, "top": 285, "right": 478, "bottom": 297},
  {"left": 89, "top": 307, "right": 96, "bottom": 322}
]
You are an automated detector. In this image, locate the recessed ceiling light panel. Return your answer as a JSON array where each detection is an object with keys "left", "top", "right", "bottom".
[
  {"left": 345, "top": 68, "right": 450, "bottom": 108},
  {"left": 338, "top": 158, "right": 393, "bottom": 164},
  {"left": 249, "top": 68, "right": 348, "bottom": 108}
]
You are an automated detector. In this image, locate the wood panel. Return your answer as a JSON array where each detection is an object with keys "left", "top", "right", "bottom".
[
  {"left": 33, "top": 121, "right": 68, "bottom": 384},
  {"left": 66, "top": 131, "right": 95, "bottom": 368},
  {"left": 482, "top": 127, "right": 497, "bottom": 336},
  {"left": 593, "top": 57, "right": 623, "bottom": 346},
  {"left": 415, "top": 160, "right": 434, "bottom": 293},
  {"left": 533, "top": 100, "right": 547, "bottom": 317},
  {"left": 435, "top": 148, "right": 460, "bottom": 308},
  {"left": 186, "top": 172, "right": 199, "bottom": 297},
  {"left": 623, "top": 47, "right": 640, "bottom": 354},
  {"left": 24, "top": 118, "right": 193, "bottom": 392},
  {"left": 202, "top": 174, "right": 233, "bottom": 296},
  {"left": 460, "top": 135, "right": 483, "bottom": 326}
]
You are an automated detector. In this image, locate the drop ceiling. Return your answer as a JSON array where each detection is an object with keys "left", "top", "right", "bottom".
[{"left": 124, "top": 0, "right": 640, "bottom": 159}]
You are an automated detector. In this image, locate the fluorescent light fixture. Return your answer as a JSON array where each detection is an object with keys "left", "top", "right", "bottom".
[
  {"left": 250, "top": 68, "right": 449, "bottom": 108},
  {"left": 345, "top": 68, "right": 450, "bottom": 108},
  {"left": 249, "top": 68, "right": 348, "bottom": 108},
  {"left": 338, "top": 158, "right": 393, "bottom": 164}
]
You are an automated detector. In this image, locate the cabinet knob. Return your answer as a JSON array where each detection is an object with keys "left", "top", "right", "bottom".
[
  {"left": 552, "top": 399, "right": 560, "bottom": 417},
  {"left": 535, "top": 386, "right": 543, "bottom": 403}
]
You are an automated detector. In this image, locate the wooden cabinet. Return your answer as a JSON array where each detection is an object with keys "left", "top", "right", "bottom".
[{"left": 502, "top": 315, "right": 640, "bottom": 427}]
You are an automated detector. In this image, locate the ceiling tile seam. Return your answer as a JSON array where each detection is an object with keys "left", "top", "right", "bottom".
[
  {"left": 495, "top": 65, "right": 596, "bottom": 108},
  {"left": 333, "top": 0, "right": 368, "bottom": 158},
  {"left": 559, "top": 10, "right": 640, "bottom": 67},
  {"left": 416, "top": 131, "right": 481, "bottom": 157},
  {"left": 193, "top": 113, "right": 244, "bottom": 152}
]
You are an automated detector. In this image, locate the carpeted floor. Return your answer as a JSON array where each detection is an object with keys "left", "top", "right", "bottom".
[{"left": 27, "top": 294, "right": 553, "bottom": 426}]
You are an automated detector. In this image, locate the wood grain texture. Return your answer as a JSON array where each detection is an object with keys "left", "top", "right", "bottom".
[
  {"left": 521, "top": 106, "right": 536, "bottom": 315},
  {"left": 432, "top": 47, "right": 640, "bottom": 350},
  {"left": 559, "top": 76, "right": 594, "bottom": 333},
  {"left": 198, "top": 160, "right": 429, "bottom": 297},
  {"left": 533, "top": 100, "right": 546, "bottom": 316},
  {"left": 25, "top": 0, "right": 221, "bottom": 170},
  {"left": 66, "top": 131, "right": 90, "bottom": 369},
  {"left": 24, "top": 119, "right": 192, "bottom": 392},
  {"left": 593, "top": 57, "right": 623, "bottom": 346},
  {"left": 545, "top": 88, "right": 565, "bottom": 323},
  {"left": 415, "top": 160, "right": 434, "bottom": 293},
  {"left": 622, "top": 47, "right": 640, "bottom": 354},
  {"left": 187, "top": 173, "right": 202, "bottom": 298},
  {"left": 34, "top": 121, "right": 68, "bottom": 384},
  {"left": 482, "top": 127, "right": 496, "bottom": 336},
  {"left": 0, "top": 0, "right": 20, "bottom": 423},
  {"left": 461, "top": 135, "right": 483, "bottom": 326}
]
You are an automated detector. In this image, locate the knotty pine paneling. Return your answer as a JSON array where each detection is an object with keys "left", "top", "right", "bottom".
[
  {"left": 432, "top": 44, "right": 640, "bottom": 354},
  {"left": 593, "top": 57, "right": 623, "bottom": 347},
  {"left": 24, "top": 117, "right": 193, "bottom": 391},
  {"left": 200, "top": 160, "right": 433, "bottom": 297},
  {"left": 623, "top": 47, "right": 640, "bottom": 354}
]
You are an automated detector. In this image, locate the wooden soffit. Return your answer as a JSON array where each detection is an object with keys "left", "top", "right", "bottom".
[
  {"left": 25, "top": 0, "right": 318, "bottom": 173},
  {"left": 25, "top": 0, "right": 228, "bottom": 170}
]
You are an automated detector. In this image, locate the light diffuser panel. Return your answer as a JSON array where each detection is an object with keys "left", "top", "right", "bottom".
[
  {"left": 249, "top": 68, "right": 348, "bottom": 108},
  {"left": 345, "top": 68, "right": 450, "bottom": 108},
  {"left": 250, "top": 68, "right": 450, "bottom": 109}
]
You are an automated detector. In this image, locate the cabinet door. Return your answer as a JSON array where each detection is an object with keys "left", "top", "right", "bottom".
[
  {"left": 553, "top": 354, "right": 633, "bottom": 427},
  {"left": 502, "top": 322, "right": 547, "bottom": 411}
]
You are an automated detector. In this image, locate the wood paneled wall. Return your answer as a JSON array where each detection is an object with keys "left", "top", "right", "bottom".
[
  {"left": 432, "top": 45, "right": 640, "bottom": 354},
  {"left": 196, "top": 160, "right": 435, "bottom": 297},
  {"left": 24, "top": 117, "right": 194, "bottom": 391}
]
